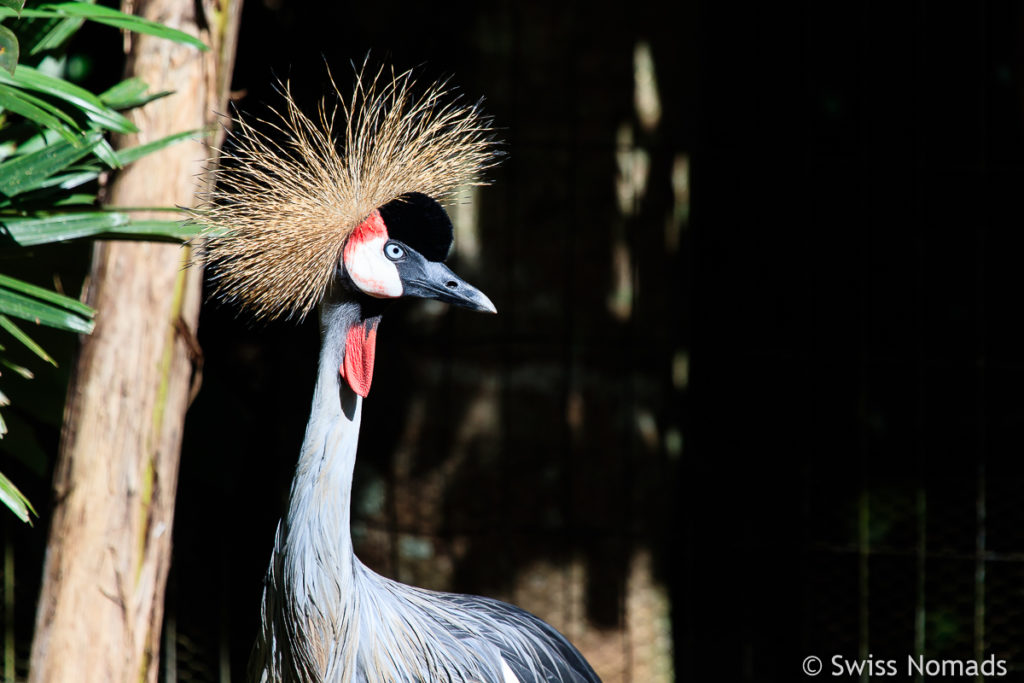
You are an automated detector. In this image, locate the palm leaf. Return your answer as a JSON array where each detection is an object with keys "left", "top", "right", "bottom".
[
  {"left": 0, "top": 471, "right": 35, "bottom": 523},
  {"left": 1, "top": 210, "right": 129, "bottom": 245},
  {"left": 116, "top": 128, "right": 200, "bottom": 165},
  {"left": 0, "top": 3, "right": 207, "bottom": 51},
  {"left": 0, "top": 82, "right": 80, "bottom": 143},
  {"left": 0, "top": 282, "right": 94, "bottom": 334},
  {"left": 100, "top": 77, "right": 171, "bottom": 110},
  {"left": 0, "top": 65, "right": 136, "bottom": 133},
  {"left": 0, "top": 273, "right": 93, "bottom": 318},
  {"left": 0, "top": 131, "right": 101, "bottom": 196}
]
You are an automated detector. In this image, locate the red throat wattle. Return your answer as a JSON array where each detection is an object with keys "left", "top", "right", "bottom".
[{"left": 340, "top": 318, "right": 379, "bottom": 397}]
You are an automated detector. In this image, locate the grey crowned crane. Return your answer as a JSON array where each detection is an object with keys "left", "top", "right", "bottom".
[{"left": 197, "top": 67, "right": 601, "bottom": 683}]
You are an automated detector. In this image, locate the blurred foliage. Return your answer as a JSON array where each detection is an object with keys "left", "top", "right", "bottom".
[{"left": 0, "top": 0, "right": 207, "bottom": 523}]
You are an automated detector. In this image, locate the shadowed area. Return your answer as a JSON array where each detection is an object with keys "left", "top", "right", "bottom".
[
  {"left": 4, "top": 2, "right": 1024, "bottom": 683},
  {"left": 171, "top": 2, "right": 1024, "bottom": 681}
]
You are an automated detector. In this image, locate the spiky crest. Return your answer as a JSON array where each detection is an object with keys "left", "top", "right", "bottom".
[{"left": 195, "top": 63, "right": 498, "bottom": 321}]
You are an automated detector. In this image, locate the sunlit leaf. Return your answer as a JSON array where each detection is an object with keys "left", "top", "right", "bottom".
[
  {"left": 0, "top": 25, "right": 19, "bottom": 75},
  {"left": 0, "top": 314, "right": 55, "bottom": 366},
  {"left": 99, "top": 77, "right": 171, "bottom": 110},
  {"left": 0, "top": 65, "right": 137, "bottom": 133},
  {"left": 1, "top": 83, "right": 82, "bottom": 129},
  {"left": 0, "top": 168, "right": 101, "bottom": 209},
  {"left": 102, "top": 218, "right": 194, "bottom": 241},
  {"left": 0, "top": 273, "right": 93, "bottom": 318},
  {"left": 0, "top": 470, "right": 35, "bottom": 524},
  {"left": 116, "top": 129, "right": 199, "bottom": 165},
  {"left": 26, "top": 167, "right": 101, "bottom": 193},
  {"left": 43, "top": 2, "right": 207, "bottom": 51},
  {"left": 1, "top": 357, "right": 34, "bottom": 379},
  {"left": 0, "top": 282, "right": 94, "bottom": 333},
  {"left": 0, "top": 82, "right": 79, "bottom": 143},
  {"left": 0, "top": 123, "right": 65, "bottom": 157},
  {"left": 1, "top": 209, "right": 129, "bottom": 245},
  {"left": 27, "top": 16, "right": 84, "bottom": 54},
  {"left": 0, "top": 0, "right": 26, "bottom": 12},
  {"left": 0, "top": 131, "right": 101, "bottom": 196},
  {"left": 0, "top": 3, "right": 208, "bottom": 52},
  {"left": 99, "top": 77, "right": 147, "bottom": 106},
  {"left": 98, "top": 77, "right": 173, "bottom": 111},
  {"left": 92, "top": 136, "right": 119, "bottom": 168},
  {"left": 1, "top": 212, "right": 193, "bottom": 244},
  {"left": 52, "top": 192, "right": 95, "bottom": 205}
]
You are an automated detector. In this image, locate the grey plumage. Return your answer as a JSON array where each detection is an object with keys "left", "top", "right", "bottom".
[{"left": 249, "top": 299, "right": 600, "bottom": 683}]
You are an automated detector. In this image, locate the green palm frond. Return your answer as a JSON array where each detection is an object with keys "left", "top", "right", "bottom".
[{"left": 0, "top": 0, "right": 209, "bottom": 521}]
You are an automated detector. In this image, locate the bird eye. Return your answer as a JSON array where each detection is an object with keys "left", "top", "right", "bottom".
[{"left": 384, "top": 241, "right": 406, "bottom": 261}]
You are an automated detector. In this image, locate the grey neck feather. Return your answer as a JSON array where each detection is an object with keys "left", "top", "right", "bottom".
[
  {"left": 252, "top": 296, "right": 579, "bottom": 683},
  {"left": 253, "top": 297, "right": 369, "bottom": 682},
  {"left": 286, "top": 298, "right": 362, "bottom": 585}
]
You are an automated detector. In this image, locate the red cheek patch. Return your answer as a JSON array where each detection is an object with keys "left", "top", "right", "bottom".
[
  {"left": 344, "top": 210, "right": 387, "bottom": 258},
  {"left": 340, "top": 318, "right": 379, "bottom": 398}
]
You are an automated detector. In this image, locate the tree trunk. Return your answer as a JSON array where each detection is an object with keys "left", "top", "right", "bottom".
[{"left": 28, "top": 2, "right": 241, "bottom": 682}]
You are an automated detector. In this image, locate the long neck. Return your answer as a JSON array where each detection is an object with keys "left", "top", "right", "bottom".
[
  {"left": 255, "top": 296, "right": 384, "bottom": 681},
  {"left": 283, "top": 298, "right": 366, "bottom": 603}
]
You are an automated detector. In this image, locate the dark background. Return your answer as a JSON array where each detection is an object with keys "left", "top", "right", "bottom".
[
  {"left": 176, "top": 1, "right": 1024, "bottom": 681},
  {"left": 6, "top": 1, "right": 1024, "bottom": 682}
]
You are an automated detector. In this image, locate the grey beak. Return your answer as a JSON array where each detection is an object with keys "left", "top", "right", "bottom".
[{"left": 398, "top": 256, "right": 497, "bottom": 314}]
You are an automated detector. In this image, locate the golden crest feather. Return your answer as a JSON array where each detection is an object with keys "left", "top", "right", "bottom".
[{"left": 195, "top": 64, "right": 499, "bottom": 321}]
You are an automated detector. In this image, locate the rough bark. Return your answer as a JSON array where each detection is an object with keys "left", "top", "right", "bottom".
[{"left": 28, "top": 1, "right": 241, "bottom": 681}]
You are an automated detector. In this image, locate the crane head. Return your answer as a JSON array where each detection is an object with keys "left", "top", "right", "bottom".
[
  {"left": 342, "top": 192, "right": 495, "bottom": 314},
  {"left": 195, "top": 63, "right": 500, "bottom": 324},
  {"left": 337, "top": 191, "right": 494, "bottom": 398}
]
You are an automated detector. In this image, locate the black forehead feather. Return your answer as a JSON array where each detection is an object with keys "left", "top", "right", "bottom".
[{"left": 378, "top": 193, "right": 453, "bottom": 262}]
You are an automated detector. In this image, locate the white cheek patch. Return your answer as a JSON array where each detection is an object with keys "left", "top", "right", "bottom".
[{"left": 343, "top": 212, "right": 403, "bottom": 298}]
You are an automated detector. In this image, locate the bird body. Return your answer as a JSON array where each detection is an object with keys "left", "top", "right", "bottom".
[
  {"left": 199, "top": 65, "right": 600, "bottom": 683},
  {"left": 250, "top": 298, "right": 598, "bottom": 683}
]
